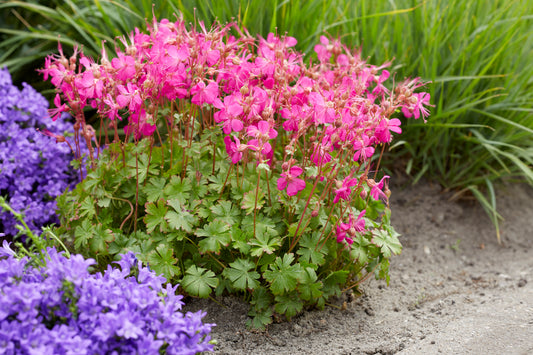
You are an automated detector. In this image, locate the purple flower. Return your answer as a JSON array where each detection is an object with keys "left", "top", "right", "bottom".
[
  {"left": 0, "top": 67, "right": 82, "bottom": 237},
  {"left": 0, "top": 249, "right": 215, "bottom": 354}
]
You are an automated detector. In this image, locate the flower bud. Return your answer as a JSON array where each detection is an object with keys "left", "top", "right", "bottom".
[
  {"left": 335, "top": 180, "right": 343, "bottom": 189},
  {"left": 311, "top": 210, "right": 319, "bottom": 217}
]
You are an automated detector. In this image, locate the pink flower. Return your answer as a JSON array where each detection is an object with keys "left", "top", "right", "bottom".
[
  {"left": 353, "top": 134, "right": 375, "bottom": 161},
  {"left": 37, "top": 128, "right": 66, "bottom": 143},
  {"left": 314, "top": 36, "right": 331, "bottom": 63},
  {"left": 402, "top": 92, "right": 431, "bottom": 122},
  {"left": 336, "top": 210, "right": 366, "bottom": 245},
  {"left": 333, "top": 176, "right": 358, "bottom": 204},
  {"left": 162, "top": 45, "right": 190, "bottom": 71},
  {"left": 48, "top": 94, "right": 69, "bottom": 121},
  {"left": 375, "top": 118, "right": 402, "bottom": 143},
  {"left": 277, "top": 166, "right": 306, "bottom": 196},
  {"left": 310, "top": 142, "right": 332, "bottom": 167},
  {"left": 224, "top": 136, "right": 243, "bottom": 164},
  {"left": 117, "top": 83, "right": 142, "bottom": 111},
  {"left": 111, "top": 52, "right": 136, "bottom": 82},
  {"left": 368, "top": 175, "right": 390, "bottom": 201},
  {"left": 191, "top": 81, "right": 219, "bottom": 106},
  {"left": 103, "top": 94, "right": 122, "bottom": 120},
  {"left": 213, "top": 94, "right": 244, "bottom": 134},
  {"left": 308, "top": 92, "right": 335, "bottom": 124},
  {"left": 372, "top": 69, "right": 390, "bottom": 96},
  {"left": 248, "top": 120, "right": 278, "bottom": 140}
]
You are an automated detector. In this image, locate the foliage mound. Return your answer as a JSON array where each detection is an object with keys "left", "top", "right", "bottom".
[{"left": 46, "top": 16, "right": 430, "bottom": 328}]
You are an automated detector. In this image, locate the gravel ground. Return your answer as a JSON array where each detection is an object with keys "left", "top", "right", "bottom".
[{"left": 185, "top": 181, "right": 533, "bottom": 355}]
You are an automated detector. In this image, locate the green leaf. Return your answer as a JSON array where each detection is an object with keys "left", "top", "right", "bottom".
[
  {"left": 223, "top": 258, "right": 260, "bottom": 290},
  {"left": 230, "top": 226, "right": 251, "bottom": 254},
  {"left": 146, "top": 243, "right": 181, "bottom": 279},
  {"left": 166, "top": 199, "right": 198, "bottom": 233},
  {"left": 207, "top": 173, "right": 226, "bottom": 193},
  {"left": 89, "top": 225, "right": 115, "bottom": 254},
  {"left": 372, "top": 229, "right": 402, "bottom": 258},
  {"left": 74, "top": 219, "right": 93, "bottom": 250},
  {"left": 108, "top": 232, "right": 137, "bottom": 255},
  {"left": 246, "top": 307, "right": 273, "bottom": 330},
  {"left": 274, "top": 293, "right": 304, "bottom": 320},
  {"left": 182, "top": 265, "right": 218, "bottom": 298},
  {"left": 263, "top": 254, "right": 302, "bottom": 295},
  {"left": 378, "top": 258, "right": 391, "bottom": 285},
  {"left": 298, "top": 267, "right": 323, "bottom": 301},
  {"left": 349, "top": 234, "right": 370, "bottom": 264},
  {"left": 195, "top": 219, "right": 231, "bottom": 254},
  {"left": 242, "top": 214, "right": 279, "bottom": 238},
  {"left": 296, "top": 232, "right": 327, "bottom": 266},
  {"left": 210, "top": 200, "right": 241, "bottom": 225},
  {"left": 126, "top": 152, "right": 157, "bottom": 184},
  {"left": 144, "top": 200, "right": 168, "bottom": 233},
  {"left": 241, "top": 189, "right": 265, "bottom": 215},
  {"left": 250, "top": 286, "right": 273, "bottom": 311},
  {"left": 145, "top": 177, "right": 168, "bottom": 203},
  {"left": 79, "top": 196, "right": 95, "bottom": 218},
  {"left": 322, "top": 270, "right": 349, "bottom": 300},
  {"left": 96, "top": 197, "right": 111, "bottom": 208},
  {"left": 249, "top": 231, "right": 281, "bottom": 257},
  {"left": 164, "top": 176, "right": 191, "bottom": 204}
]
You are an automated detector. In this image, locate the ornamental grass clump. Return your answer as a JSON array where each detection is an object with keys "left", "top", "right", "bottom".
[
  {"left": 0, "top": 67, "right": 81, "bottom": 237},
  {"left": 46, "top": 16, "right": 430, "bottom": 328},
  {"left": 0, "top": 242, "right": 214, "bottom": 354}
]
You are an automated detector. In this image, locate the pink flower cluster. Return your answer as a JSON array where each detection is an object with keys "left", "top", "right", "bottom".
[{"left": 42, "top": 16, "right": 430, "bottom": 246}]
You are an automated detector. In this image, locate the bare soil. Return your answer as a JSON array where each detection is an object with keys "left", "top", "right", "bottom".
[{"left": 186, "top": 180, "right": 533, "bottom": 355}]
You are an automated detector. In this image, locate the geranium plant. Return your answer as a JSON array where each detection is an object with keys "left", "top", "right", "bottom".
[{"left": 45, "top": 15, "right": 430, "bottom": 328}]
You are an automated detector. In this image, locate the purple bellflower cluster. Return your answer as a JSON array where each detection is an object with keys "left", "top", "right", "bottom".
[
  {"left": 0, "top": 242, "right": 214, "bottom": 354},
  {"left": 0, "top": 67, "right": 80, "bottom": 237}
]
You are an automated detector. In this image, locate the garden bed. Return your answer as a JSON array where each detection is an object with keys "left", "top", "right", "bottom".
[{"left": 185, "top": 180, "right": 533, "bottom": 354}]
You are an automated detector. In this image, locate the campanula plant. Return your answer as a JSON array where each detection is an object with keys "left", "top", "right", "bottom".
[
  {"left": 45, "top": 15, "right": 431, "bottom": 328},
  {"left": 0, "top": 67, "right": 81, "bottom": 238},
  {"left": 0, "top": 242, "right": 214, "bottom": 354}
]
